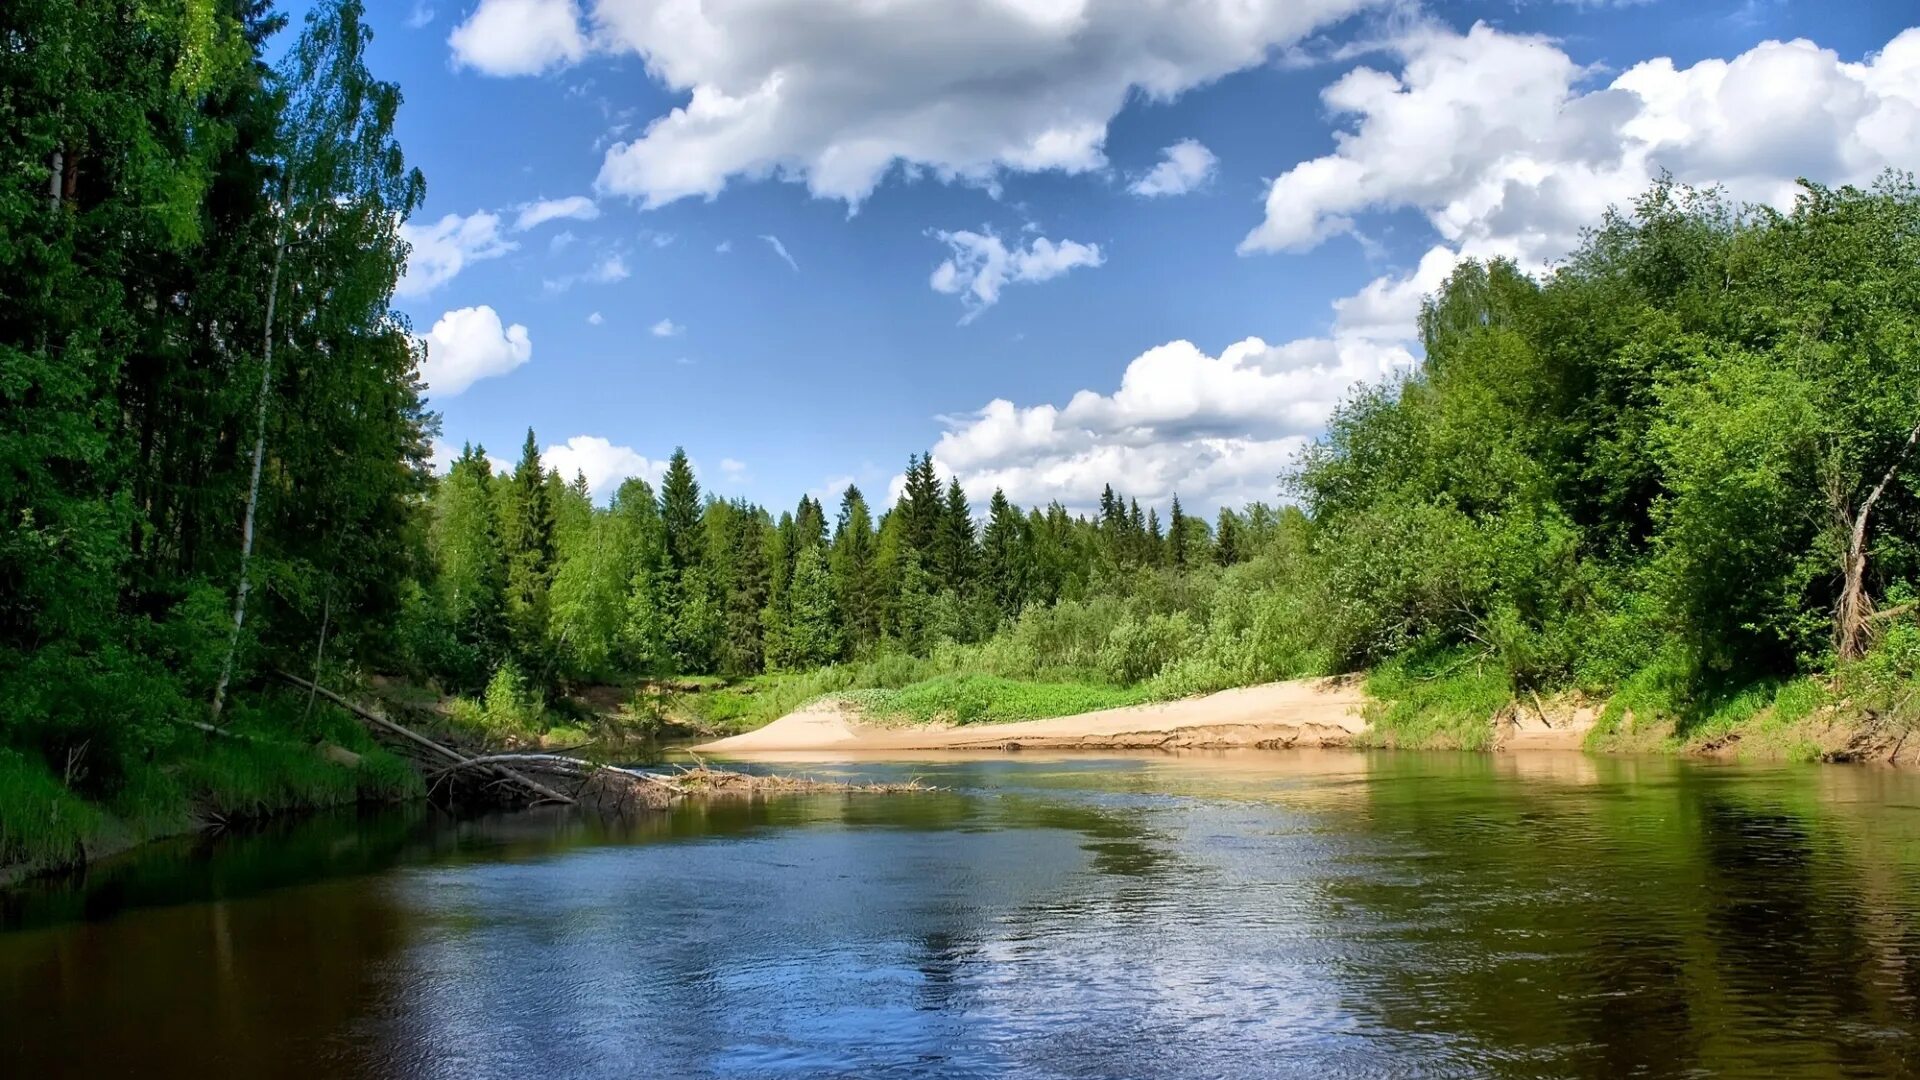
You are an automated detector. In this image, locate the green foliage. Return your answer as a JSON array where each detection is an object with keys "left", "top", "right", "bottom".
[
  {"left": 0, "top": 751, "right": 107, "bottom": 874},
  {"left": 448, "top": 662, "right": 547, "bottom": 740},
  {"left": 1361, "top": 649, "right": 1512, "bottom": 751},
  {"left": 848, "top": 675, "right": 1147, "bottom": 726}
]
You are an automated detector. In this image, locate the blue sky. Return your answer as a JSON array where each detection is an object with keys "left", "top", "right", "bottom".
[{"left": 340, "top": 0, "right": 1919, "bottom": 512}]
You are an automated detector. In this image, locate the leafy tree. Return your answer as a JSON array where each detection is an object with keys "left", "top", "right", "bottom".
[
  {"left": 780, "top": 545, "right": 841, "bottom": 669},
  {"left": 429, "top": 446, "right": 508, "bottom": 687},
  {"left": 212, "top": 0, "right": 425, "bottom": 721}
]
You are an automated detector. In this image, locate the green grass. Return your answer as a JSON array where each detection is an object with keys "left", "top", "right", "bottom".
[
  {"left": 2, "top": 697, "right": 424, "bottom": 879},
  {"left": 0, "top": 751, "right": 109, "bottom": 874},
  {"left": 843, "top": 674, "right": 1150, "bottom": 726},
  {"left": 1360, "top": 648, "right": 1513, "bottom": 751},
  {"left": 172, "top": 741, "right": 419, "bottom": 821}
]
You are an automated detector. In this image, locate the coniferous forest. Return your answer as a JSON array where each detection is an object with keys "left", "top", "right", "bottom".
[{"left": 7, "top": 1, "right": 1920, "bottom": 875}]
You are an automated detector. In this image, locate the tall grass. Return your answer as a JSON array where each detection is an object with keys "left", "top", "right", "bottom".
[
  {"left": 1, "top": 693, "right": 423, "bottom": 877},
  {"left": 1359, "top": 647, "right": 1511, "bottom": 751}
]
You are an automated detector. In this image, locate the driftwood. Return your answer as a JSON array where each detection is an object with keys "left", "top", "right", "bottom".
[
  {"left": 426, "top": 755, "right": 927, "bottom": 813},
  {"left": 275, "top": 672, "right": 927, "bottom": 813}
]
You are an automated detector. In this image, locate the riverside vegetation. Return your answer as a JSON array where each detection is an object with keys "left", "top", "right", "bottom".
[{"left": 5, "top": 2, "right": 1920, "bottom": 876}]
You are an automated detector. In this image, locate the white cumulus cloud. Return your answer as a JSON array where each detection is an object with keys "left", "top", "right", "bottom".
[
  {"left": 1241, "top": 22, "right": 1920, "bottom": 265},
  {"left": 417, "top": 306, "right": 533, "bottom": 397},
  {"left": 1130, "top": 139, "right": 1219, "bottom": 197},
  {"left": 524, "top": 0, "right": 1385, "bottom": 208},
  {"left": 449, "top": 0, "right": 588, "bottom": 77},
  {"left": 542, "top": 435, "right": 667, "bottom": 501},
  {"left": 930, "top": 231, "right": 1104, "bottom": 320},
  {"left": 920, "top": 328, "right": 1417, "bottom": 513},
  {"left": 651, "top": 317, "right": 683, "bottom": 337},
  {"left": 513, "top": 195, "right": 598, "bottom": 231},
  {"left": 398, "top": 211, "right": 516, "bottom": 297}
]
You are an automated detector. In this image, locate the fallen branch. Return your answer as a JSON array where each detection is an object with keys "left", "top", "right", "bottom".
[
  {"left": 273, "top": 671, "right": 575, "bottom": 807},
  {"left": 271, "top": 672, "right": 926, "bottom": 813}
]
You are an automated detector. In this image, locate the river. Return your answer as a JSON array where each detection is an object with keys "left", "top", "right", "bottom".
[{"left": 3, "top": 750, "right": 1918, "bottom": 1078}]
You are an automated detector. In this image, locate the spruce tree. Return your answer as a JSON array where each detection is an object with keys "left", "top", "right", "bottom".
[
  {"left": 721, "top": 502, "right": 771, "bottom": 675},
  {"left": 795, "top": 495, "right": 828, "bottom": 552},
  {"left": 982, "top": 488, "right": 1029, "bottom": 619},
  {"left": 1215, "top": 508, "right": 1241, "bottom": 567},
  {"left": 659, "top": 447, "right": 703, "bottom": 574},
  {"left": 501, "top": 429, "right": 557, "bottom": 669},
  {"left": 1169, "top": 495, "right": 1188, "bottom": 569},
  {"left": 937, "top": 477, "right": 975, "bottom": 594},
  {"left": 901, "top": 452, "right": 942, "bottom": 554},
  {"left": 831, "top": 486, "right": 878, "bottom": 653}
]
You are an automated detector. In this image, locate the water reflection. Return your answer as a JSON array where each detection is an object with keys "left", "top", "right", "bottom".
[{"left": 1, "top": 751, "right": 1917, "bottom": 1078}]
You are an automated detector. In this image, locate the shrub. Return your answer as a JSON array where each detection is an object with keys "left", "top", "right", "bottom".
[{"left": 1098, "top": 612, "right": 1195, "bottom": 685}]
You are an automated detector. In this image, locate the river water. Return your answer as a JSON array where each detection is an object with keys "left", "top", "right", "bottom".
[{"left": 3, "top": 750, "right": 1918, "bottom": 1078}]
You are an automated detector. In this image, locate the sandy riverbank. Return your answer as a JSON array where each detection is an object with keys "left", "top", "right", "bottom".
[{"left": 694, "top": 678, "right": 1381, "bottom": 753}]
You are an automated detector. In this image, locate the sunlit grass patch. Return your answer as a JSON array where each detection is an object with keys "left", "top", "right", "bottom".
[{"left": 1360, "top": 647, "right": 1511, "bottom": 751}]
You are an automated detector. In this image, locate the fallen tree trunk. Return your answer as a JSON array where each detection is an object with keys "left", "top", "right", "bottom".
[
  {"left": 272, "top": 673, "right": 926, "bottom": 813},
  {"left": 273, "top": 671, "right": 575, "bottom": 807},
  {"left": 427, "top": 755, "right": 928, "bottom": 813}
]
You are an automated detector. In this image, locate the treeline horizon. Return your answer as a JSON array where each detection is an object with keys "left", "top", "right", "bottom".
[{"left": 409, "top": 436, "right": 1281, "bottom": 696}]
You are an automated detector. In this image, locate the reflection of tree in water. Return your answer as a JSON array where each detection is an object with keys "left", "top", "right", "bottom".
[
  {"left": 1691, "top": 792, "right": 1920, "bottom": 1076},
  {"left": 1313, "top": 756, "right": 1920, "bottom": 1078},
  {"left": 0, "top": 834, "right": 420, "bottom": 1079}
]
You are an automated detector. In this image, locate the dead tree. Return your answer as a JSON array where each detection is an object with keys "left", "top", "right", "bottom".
[{"left": 1835, "top": 417, "right": 1920, "bottom": 662}]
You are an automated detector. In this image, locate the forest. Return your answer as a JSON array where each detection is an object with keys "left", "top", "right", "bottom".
[{"left": 6, "top": 1, "right": 1920, "bottom": 872}]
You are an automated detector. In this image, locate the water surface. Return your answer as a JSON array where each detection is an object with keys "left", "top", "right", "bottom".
[{"left": 3, "top": 750, "right": 1918, "bottom": 1078}]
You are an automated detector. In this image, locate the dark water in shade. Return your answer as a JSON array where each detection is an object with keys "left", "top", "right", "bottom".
[{"left": 3, "top": 750, "right": 1920, "bottom": 1079}]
